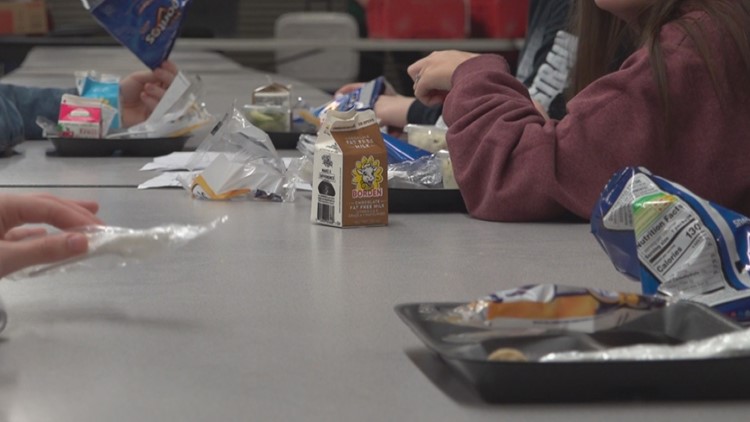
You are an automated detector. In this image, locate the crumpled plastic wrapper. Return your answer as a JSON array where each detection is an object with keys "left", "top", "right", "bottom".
[
  {"left": 180, "top": 106, "right": 301, "bottom": 202},
  {"left": 540, "top": 326, "right": 750, "bottom": 362},
  {"left": 7, "top": 217, "right": 226, "bottom": 280}
]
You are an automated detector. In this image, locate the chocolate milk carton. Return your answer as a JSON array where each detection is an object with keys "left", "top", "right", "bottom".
[{"left": 311, "top": 109, "right": 388, "bottom": 227}]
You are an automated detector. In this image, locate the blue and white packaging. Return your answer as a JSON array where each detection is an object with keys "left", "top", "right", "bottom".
[
  {"left": 76, "top": 71, "right": 121, "bottom": 130},
  {"left": 312, "top": 77, "right": 385, "bottom": 122},
  {"left": 592, "top": 167, "right": 750, "bottom": 322},
  {"left": 82, "top": 0, "right": 191, "bottom": 69}
]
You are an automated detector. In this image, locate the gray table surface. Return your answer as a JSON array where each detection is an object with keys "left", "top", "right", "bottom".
[
  {"left": 1, "top": 46, "right": 333, "bottom": 114},
  {"left": 0, "top": 141, "right": 303, "bottom": 187},
  {"left": 17, "top": 46, "right": 245, "bottom": 74},
  {"left": 1, "top": 186, "right": 746, "bottom": 421}
]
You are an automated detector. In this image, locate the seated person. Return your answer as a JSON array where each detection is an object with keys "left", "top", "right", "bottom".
[
  {"left": 336, "top": 0, "right": 574, "bottom": 129},
  {"left": 0, "top": 60, "right": 179, "bottom": 156},
  {"left": 407, "top": 0, "right": 750, "bottom": 221}
]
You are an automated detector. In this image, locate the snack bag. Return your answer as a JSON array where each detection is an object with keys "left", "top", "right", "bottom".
[
  {"left": 434, "top": 284, "right": 668, "bottom": 332},
  {"left": 82, "top": 0, "right": 191, "bottom": 69},
  {"left": 312, "top": 76, "right": 385, "bottom": 124},
  {"left": 592, "top": 167, "right": 750, "bottom": 322}
]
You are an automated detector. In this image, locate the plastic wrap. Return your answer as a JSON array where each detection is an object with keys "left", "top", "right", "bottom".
[
  {"left": 181, "top": 106, "right": 299, "bottom": 202},
  {"left": 116, "top": 73, "right": 213, "bottom": 139},
  {"left": 388, "top": 154, "right": 443, "bottom": 189},
  {"left": 540, "top": 324, "right": 750, "bottom": 362},
  {"left": 7, "top": 217, "right": 226, "bottom": 280}
]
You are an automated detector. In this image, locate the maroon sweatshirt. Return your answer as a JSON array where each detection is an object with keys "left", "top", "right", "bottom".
[{"left": 443, "top": 11, "right": 750, "bottom": 221}]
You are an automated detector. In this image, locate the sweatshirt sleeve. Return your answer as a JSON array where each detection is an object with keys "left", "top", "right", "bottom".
[
  {"left": 442, "top": 50, "right": 669, "bottom": 221},
  {"left": 0, "top": 84, "right": 73, "bottom": 146}
]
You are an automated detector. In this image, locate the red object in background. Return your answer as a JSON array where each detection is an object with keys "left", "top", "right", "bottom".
[
  {"left": 0, "top": 0, "right": 49, "bottom": 35},
  {"left": 366, "top": 0, "right": 468, "bottom": 39},
  {"left": 470, "top": 0, "right": 528, "bottom": 38}
]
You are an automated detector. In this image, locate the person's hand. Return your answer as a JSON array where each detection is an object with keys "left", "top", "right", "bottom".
[
  {"left": 374, "top": 95, "right": 416, "bottom": 129},
  {"left": 0, "top": 194, "right": 102, "bottom": 278},
  {"left": 119, "top": 60, "right": 179, "bottom": 127},
  {"left": 407, "top": 50, "right": 479, "bottom": 106}
]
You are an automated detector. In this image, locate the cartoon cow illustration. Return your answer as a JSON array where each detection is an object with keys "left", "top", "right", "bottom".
[{"left": 357, "top": 164, "right": 377, "bottom": 187}]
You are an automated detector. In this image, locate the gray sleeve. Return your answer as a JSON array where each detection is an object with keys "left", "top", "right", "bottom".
[{"left": 0, "top": 84, "right": 75, "bottom": 151}]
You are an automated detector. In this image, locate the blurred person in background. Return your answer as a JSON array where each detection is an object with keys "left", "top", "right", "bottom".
[
  {"left": 347, "top": 0, "right": 426, "bottom": 97},
  {"left": 0, "top": 60, "right": 179, "bottom": 156},
  {"left": 408, "top": 0, "right": 750, "bottom": 221},
  {"left": 339, "top": 0, "right": 574, "bottom": 130}
]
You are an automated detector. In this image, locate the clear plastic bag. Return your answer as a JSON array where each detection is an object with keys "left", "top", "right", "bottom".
[
  {"left": 180, "top": 106, "right": 299, "bottom": 202},
  {"left": 7, "top": 217, "right": 226, "bottom": 280},
  {"left": 388, "top": 154, "right": 444, "bottom": 189},
  {"left": 540, "top": 326, "right": 750, "bottom": 362}
]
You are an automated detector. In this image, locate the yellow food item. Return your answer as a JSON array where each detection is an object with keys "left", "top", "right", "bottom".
[
  {"left": 488, "top": 348, "right": 528, "bottom": 362},
  {"left": 486, "top": 296, "right": 601, "bottom": 320}
]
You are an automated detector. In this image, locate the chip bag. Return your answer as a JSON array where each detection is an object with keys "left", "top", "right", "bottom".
[
  {"left": 82, "top": 0, "right": 192, "bottom": 69},
  {"left": 592, "top": 167, "right": 750, "bottom": 323}
]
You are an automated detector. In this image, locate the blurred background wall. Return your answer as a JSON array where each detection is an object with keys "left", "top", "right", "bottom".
[{"left": 44, "top": 0, "right": 349, "bottom": 71}]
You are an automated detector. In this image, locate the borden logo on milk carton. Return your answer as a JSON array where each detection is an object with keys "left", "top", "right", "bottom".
[{"left": 311, "top": 109, "right": 388, "bottom": 227}]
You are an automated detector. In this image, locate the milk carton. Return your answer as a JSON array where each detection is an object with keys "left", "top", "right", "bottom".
[
  {"left": 311, "top": 109, "right": 388, "bottom": 227},
  {"left": 57, "top": 94, "right": 115, "bottom": 138}
]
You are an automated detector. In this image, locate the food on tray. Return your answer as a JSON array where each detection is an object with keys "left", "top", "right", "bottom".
[
  {"left": 436, "top": 150, "right": 457, "bottom": 189},
  {"left": 434, "top": 284, "right": 668, "bottom": 332},
  {"left": 488, "top": 348, "right": 528, "bottom": 362},
  {"left": 243, "top": 105, "right": 291, "bottom": 132},
  {"left": 404, "top": 124, "right": 447, "bottom": 153}
]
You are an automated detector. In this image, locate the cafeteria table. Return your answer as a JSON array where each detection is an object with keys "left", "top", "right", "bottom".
[
  {"left": 1, "top": 46, "right": 750, "bottom": 422},
  {"left": 0, "top": 140, "right": 303, "bottom": 188},
  {"left": 0, "top": 184, "right": 746, "bottom": 420}
]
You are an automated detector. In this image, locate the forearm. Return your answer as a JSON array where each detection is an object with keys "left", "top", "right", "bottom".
[
  {"left": 0, "top": 84, "right": 73, "bottom": 141},
  {"left": 443, "top": 55, "right": 566, "bottom": 221}
]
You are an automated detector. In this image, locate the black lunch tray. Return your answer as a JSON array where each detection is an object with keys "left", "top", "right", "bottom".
[
  {"left": 267, "top": 131, "right": 314, "bottom": 150},
  {"left": 388, "top": 188, "right": 466, "bottom": 213},
  {"left": 47, "top": 136, "right": 189, "bottom": 157},
  {"left": 396, "top": 301, "right": 750, "bottom": 402}
]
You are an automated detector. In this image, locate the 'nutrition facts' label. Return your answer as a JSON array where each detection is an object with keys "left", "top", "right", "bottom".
[{"left": 633, "top": 192, "right": 724, "bottom": 296}]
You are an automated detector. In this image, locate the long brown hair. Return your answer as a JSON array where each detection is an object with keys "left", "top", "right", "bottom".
[{"left": 570, "top": 0, "right": 750, "bottom": 120}]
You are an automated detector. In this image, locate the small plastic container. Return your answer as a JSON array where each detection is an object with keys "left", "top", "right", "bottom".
[
  {"left": 243, "top": 104, "right": 291, "bottom": 132},
  {"left": 435, "top": 150, "right": 458, "bottom": 189},
  {"left": 404, "top": 124, "right": 447, "bottom": 154}
]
